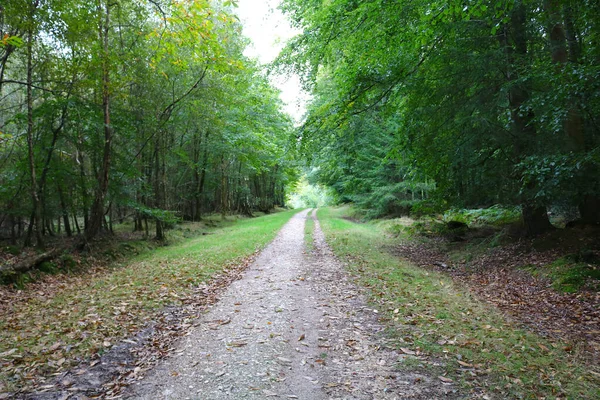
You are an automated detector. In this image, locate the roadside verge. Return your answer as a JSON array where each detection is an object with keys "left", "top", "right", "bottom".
[{"left": 317, "top": 206, "right": 599, "bottom": 399}]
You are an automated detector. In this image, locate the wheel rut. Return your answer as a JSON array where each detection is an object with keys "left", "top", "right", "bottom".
[{"left": 129, "top": 209, "right": 457, "bottom": 399}]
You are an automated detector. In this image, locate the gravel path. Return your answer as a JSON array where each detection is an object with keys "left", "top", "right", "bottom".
[{"left": 128, "top": 209, "right": 457, "bottom": 399}]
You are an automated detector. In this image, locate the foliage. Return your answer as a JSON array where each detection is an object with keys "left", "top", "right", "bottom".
[
  {"left": 443, "top": 205, "right": 522, "bottom": 226},
  {"left": 286, "top": 174, "right": 334, "bottom": 208},
  {"left": 0, "top": 0, "right": 298, "bottom": 245},
  {"left": 277, "top": 0, "right": 600, "bottom": 231}
]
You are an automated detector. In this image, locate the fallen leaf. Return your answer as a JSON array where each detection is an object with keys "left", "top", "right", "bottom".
[
  {"left": 400, "top": 347, "right": 416, "bottom": 355},
  {"left": 0, "top": 349, "right": 17, "bottom": 358},
  {"left": 49, "top": 342, "right": 61, "bottom": 351},
  {"left": 298, "top": 334, "right": 305, "bottom": 341},
  {"left": 438, "top": 376, "right": 453, "bottom": 383}
]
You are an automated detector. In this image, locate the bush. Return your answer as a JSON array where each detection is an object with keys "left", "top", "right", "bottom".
[{"left": 443, "top": 205, "right": 521, "bottom": 226}]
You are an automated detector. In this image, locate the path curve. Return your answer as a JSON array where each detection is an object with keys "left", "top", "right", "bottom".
[{"left": 129, "top": 209, "right": 456, "bottom": 399}]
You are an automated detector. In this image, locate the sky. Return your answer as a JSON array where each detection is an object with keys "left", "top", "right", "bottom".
[{"left": 235, "top": 0, "right": 309, "bottom": 123}]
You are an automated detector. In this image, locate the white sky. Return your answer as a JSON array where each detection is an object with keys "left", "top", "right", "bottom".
[{"left": 235, "top": 0, "right": 309, "bottom": 123}]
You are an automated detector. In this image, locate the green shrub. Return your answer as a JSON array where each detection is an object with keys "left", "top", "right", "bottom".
[{"left": 443, "top": 205, "right": 521, "bottom": 226}]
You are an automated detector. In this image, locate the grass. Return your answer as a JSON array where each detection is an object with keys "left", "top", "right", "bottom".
[
  {"left": 304, "top": 210, "right": 315, "bottom": 253},
  {"left": 443, "top": 205, "right": 521, "bottom": 226},
  {"left": 317, "top": 205, "right": 600, "bottom": 399},
  {"left": 0, "top": 209, "right": 298, "bottom": 393},
  {"left": 521, "top": 253, "right": 600, "bottom": 293}
]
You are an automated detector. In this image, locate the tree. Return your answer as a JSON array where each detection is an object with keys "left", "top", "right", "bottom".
[
  {"left": 0, "top": 0, "right": 298, "bottom": 251},
  {"left": 277, "top": 0, "right": 600, "bottom": 231}
]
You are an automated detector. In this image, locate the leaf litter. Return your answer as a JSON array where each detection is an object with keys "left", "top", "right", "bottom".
[
  {"left": 3, "top": 251, "right": 258, "bottom": 399},
  {"left": 390, "top": 227, "right": 600, "bottom": 365}
]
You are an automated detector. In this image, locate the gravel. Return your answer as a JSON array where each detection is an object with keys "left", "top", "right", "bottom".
[{"left": 128, "top": 209, "right": 459, "bottom": 399}]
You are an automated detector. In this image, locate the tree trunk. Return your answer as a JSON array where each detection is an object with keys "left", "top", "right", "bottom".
[
  {"left": 579, "top": 195, "right": 600, "bottom": 224},
  {"left": 10, "top": 216, "right": 17, "bottom": 245},
  {"left": 154, "top": 134, "right": 165, "bottom": 241},
  {"left": 0, "top": 248, "right": 60, "bottom": 276},
  {"left": 504, "top": 3, "right": 553, "bottom": 234},
  {"left": 192, "top": 131, "right": 201, "bottom": 221},
  {"left": 25, "top": 6, "right": 44, "bottom": 249},
  {"left": 522, "top": 204, "right": 554, "bottom": 235},
  {"left": 85, "top": 0, "right": 112, "bottom": 242},
  {"left": 196, "top": 130, "right": 210, "bottom": 218},
  {"left": 72, "top": 210, "right": 81, "bottom": 234},
  {"left": 564, "top": 5, "right": 599, "bottom": 223},
  {"left": 78, "top": 148, "right": 89, "bottom": 229}
]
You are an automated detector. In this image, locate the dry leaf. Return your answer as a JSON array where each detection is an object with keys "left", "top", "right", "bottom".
[{"left": 400, "top": 347, "right": 416, "bottom": 355}]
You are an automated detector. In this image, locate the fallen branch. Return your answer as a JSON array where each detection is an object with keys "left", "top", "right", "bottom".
[{"left": 0, "top": 248, "right": 61, "bottom": 275}]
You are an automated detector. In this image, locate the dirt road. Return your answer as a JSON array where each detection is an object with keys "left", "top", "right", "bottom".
[{"left": 128, "top": 209, "right": 455, "bottom": 399}]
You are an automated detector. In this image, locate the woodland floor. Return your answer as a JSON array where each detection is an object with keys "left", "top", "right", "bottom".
[
  {"left": 2, "top": 212, "right": 599, "bottom": 399},
  {"left": 391, "top": 225, "right": 600, "bottom": 365}
]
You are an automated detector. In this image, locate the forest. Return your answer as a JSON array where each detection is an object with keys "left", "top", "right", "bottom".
[
  {"left": 277, "top": 0, "right": 600, "bottom": 233},
  {"left": 1, "top": 0, "right": 600, "bottom": 398},
  {"left": 0, "top": 0, "right": 295, "bottom": 250},
  {"left": 2, "top": 0, "right": 599, "bottom": 250}
]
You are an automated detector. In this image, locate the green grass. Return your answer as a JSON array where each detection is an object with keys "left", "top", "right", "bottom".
[
  {"left": 521, "top": 253, "right": 600, "bottom": 293},
  {"left": 443, "top": 205, "right": 521, "bottom": 226},
  {"left": 0, "top": 209, "right": 298, "bottom": 392},
  {"left": 305, "top": 211, "right": 315, "bottom": 253},
  {"left": 317, "top": 206, "right": 600, "bottom": 399}
]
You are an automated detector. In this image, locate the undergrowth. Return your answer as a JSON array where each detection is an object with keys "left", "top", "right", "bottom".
[
  {"left": 443, "top": 205, "right": 521, "bottom": 226},
  {"left": 318, "top": 206, "right": 599, "bottom": 399},
  {"left": 521, "top": 251, "right": 600, "bottom": 293}
]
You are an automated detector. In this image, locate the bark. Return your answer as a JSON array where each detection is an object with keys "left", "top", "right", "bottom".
[
  {"left": 85, "top": 1, "right": 112, "bottom": 241},
  {"left": 522, "top": 204, "right": 554, "bottom": 235},
  {"left": 546, "top": 0, "right": 568, "bottom": 64},
  {"left": 192, "top": 131, "right": 201, "bottom": 221},
  {"left": 546, "top": 2, "right": 599, "bottom": 223},
  {"left": 10, "top": 216, "right": 17, "bottom": 245},
  {"left": 563, "top": 4, "right": 581, "bottom": 63},
  {"left": 25, "top": 5, "right": 43, "bottom": 249},
  {"left": 78, "top": 147, "right": 89, "bottom": 229},
  {"left": 506, "top": 3, "right": 553, "bottom": 234},
  {"left": 579, "top": 195, "right": 600, "bottom": 224},
  {"left": 154, "top": 134, "right": 165, "bottom": 240},
  {"left": 72, "top": 210, "right": 81, "bottom": 234},
  {"left": 546, "top": 0, "right": 585, "bottom": 150},
  {"left": 197, "top": 130, "right": 210, "bottom": 215},
  {"left": 0, "top": 248, "right": 60, "bottom": 275}
]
